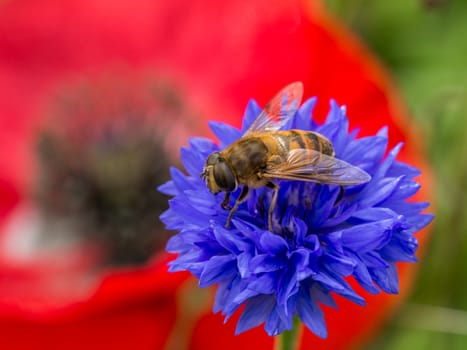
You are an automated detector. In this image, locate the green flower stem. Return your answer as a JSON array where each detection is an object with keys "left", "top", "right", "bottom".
[{"left": 274, "top": 317, "right": 303, "bottom": 350}]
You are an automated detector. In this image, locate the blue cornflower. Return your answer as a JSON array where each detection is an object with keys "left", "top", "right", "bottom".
[{"left": 159, "top": 86, "right": 433, "bottom": 338}]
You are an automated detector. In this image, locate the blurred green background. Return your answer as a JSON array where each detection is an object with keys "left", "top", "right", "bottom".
[{"left": 326, "top": 0, "right": 467, "bottom": 348}]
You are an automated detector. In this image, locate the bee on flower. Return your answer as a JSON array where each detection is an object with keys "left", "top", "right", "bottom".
[{"left": 160, "top": 82, "right": 433, "bottom": 338}]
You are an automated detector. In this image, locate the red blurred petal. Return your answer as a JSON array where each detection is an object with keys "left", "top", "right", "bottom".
[{"left": 0, "top": 254, "right": 189, "bottom": 349}]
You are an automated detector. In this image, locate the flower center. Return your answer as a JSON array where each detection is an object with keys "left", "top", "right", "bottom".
[{"left": 34, "top": 76, "right": 195, "bottom": 266}]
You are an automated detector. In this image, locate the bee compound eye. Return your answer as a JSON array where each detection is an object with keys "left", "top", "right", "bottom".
[
  {"left": 206, "top": 152, "right": 221, "bottom": 166},
  {"left": 213, "top": 161, "right": 237, "bottom": 192}
]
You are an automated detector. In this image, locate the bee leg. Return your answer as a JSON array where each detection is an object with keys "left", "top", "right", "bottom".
[
  {"left": 221, "top": 192, "right": 231, "bottom": 210},
  {"left": 225, "top": 186, "right": 249, "bottom": 229},
  {"left": 266, "top": 182, "right": 279, "bottom": 232}
]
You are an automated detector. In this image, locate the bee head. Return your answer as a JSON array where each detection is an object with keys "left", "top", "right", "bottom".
[{"left": 201, "top": 152, "right": 237, "bottom": 194}]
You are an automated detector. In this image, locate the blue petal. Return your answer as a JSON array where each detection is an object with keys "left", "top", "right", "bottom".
[
  {"left": 386, "top": 201, "right": 429, "bottom": 218},
  {"left": 358, "top": 176, "right": 405, "bottom": 208},
  {"left": 169, "top": 197, "right": 210, "bottom": 227},
  {"left": 343, "top": 135, "right": 387, "bottom": 166},
  {"left": 195, "top": 239, "right": 225, "bottom": 256},
  {"left": 237, "top": 251, "right": 253, "bottom": 278},
  {"left": 294, "top": 97, "right": 317, "bottom": 130},
  {"left": 303, "top": 232, "right": 321, "bottom": 252},
  {"left": 214, "top": 278, "right": 233, "bottom": 313},
  {"left": 169, "top": 249, "right": 208, "bottom": 276},
  {"left": 281, "top": 295, "right": 299, "bottom": 329},
  {"left": 199, "top": 255, "right": 237, "bottom": 287},
  {"left": 258, "top": 231, "right": 288, "bottom": 255},
  {"left": 309, "top": 186, "right": 340, "bottom": 227},
  {"left": 157, "top": 180, "right": 177, "bottom": 196},
  {"left": 250, "top": 254, "right": 286, "bottom": 273},
  {"left": 241, "top": 99, "right": 262, "bottom": 132},
  {"left": 233, "top": 287, "right": 261, "bottom": 306},
  {"left": 189, "top": 137, "right": 217, "bottom": 155},
  {"left": 297, "top": 288, "right": 327, "bottom": 339},
  {"left": 293, "top": 248, "right": 314, "bottom": 281},
  {"left": 314, "top": 271, "right": 365, "bottom": 305},
  {"left": 373, "top": 143, "right": 404, "bottom": 179},
  {"left": 265, "top": 307, "right": 288, "bottom": 336},
  {"left": 219, "top": 276, "right": 245, "bottom": 319},
  {"left": 180, "top": 146, "right": 205, "bottom": 178},
  {"left": 246, "top": 273, "right": 277, "bottom": 294},
  {"left": 319, "top": 100, "right": 349, "bottom": 155},
  {"left": 184, "top": 190, "right": 218, "bottom": 215},
  {"left": 387, "top": 161, "right": 421, "bottom": 179},
  {"left": 212, "top": 223, "right": 243, "bottom": 254},
  {"left": 160, "top": 208, "right": 184, "bottom": 230},
  {"left": 321, "top": 231, "right": 344, "bottom": 254},
  {"left": 167, "top": 167, "right": 198, "bottom": 194},
  {"left": 351, "top": 207, "right": 398, "bottom": 221},
  {"left": 408, "top": 213, "right": 434, "bottom": 231},
  {"left": 322, "top": 252, "right": 356, "bottom": 277},
  {"left": 209, "top": 121, "right": 242, "bottom": 148},
  {"left": 360, "top": 251, "right": 389, "bottom": 269},
  {"left": 380, "top": 232, "right": 419, "bottom": 263},
  {"left": 236, "top": 295, "right": 276, "bottom": 335},
  {"left": 310, "top": 285, "right": 337, "bottom": 309},
  {"left": 232, "top": 219, "right": 263, "bottom": 245},
  {"left": 326, "top": 100, "right": 346, "bottom": 125},
  {"left": 370, "top": 262, "right": 399, "bottom": 294},
  {"left": 348, "top": 252, "right": 380, "bottom": 294},
  {"left": 341, "top": 219, "right": 395, "bottom": 252},
  {"left": 276, "top": 265, "right": 299, "bottom": 307},
  {"left": 321, "top": 203, "right": 358, "bottom": 228}
]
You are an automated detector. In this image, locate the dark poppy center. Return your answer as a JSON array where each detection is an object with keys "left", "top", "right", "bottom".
[{"left": 34, "top": 76, "right": 193, "bottom": 267}]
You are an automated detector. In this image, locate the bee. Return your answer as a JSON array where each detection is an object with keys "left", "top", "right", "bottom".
[{"left": 201, "top": 82, "right": 371, "bottom": 232}]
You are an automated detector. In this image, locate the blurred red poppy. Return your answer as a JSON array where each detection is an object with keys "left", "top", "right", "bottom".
[{"left": 0, "top": 0, "right": 432, "bottom": 349}]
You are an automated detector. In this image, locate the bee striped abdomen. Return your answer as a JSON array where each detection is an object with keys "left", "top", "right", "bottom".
[{"left": 272, "top": 130, "right": 334, "bottom": 157}]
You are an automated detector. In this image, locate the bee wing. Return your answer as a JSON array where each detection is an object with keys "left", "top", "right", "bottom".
[
  {"left": 264, "top": 149, "right": 371, "bottom": 185},
  {"left": 244, "top": 82, "right": 304, "bottom": 135}
]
